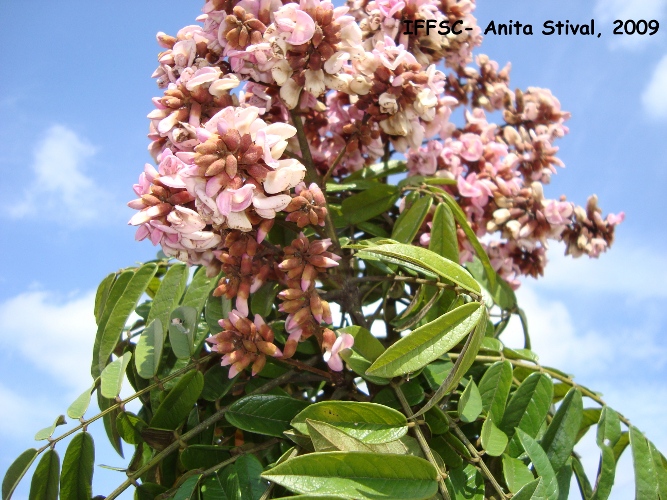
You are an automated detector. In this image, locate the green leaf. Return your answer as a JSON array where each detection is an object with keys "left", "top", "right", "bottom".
[
  {"left": 500, "top": 372, "right": 553, "bottom": 453},
  {"left": 422, "top": 361, "right": 453, "bottom": 390},
  {"left": 306, "top": 419, "right": 373, "bottom": 452},
  {"left": 516, "top": 429, "right": 559, "bottom": 500},
  {"left": 540, "top": 388, "right": 583, "bottom": 471},
  {"left": 98, "top": 393, "right": 123, "bottom": 457},
  {"left": 28, "top": 450, "right": 59, "bottom": 500},
  {"left": 590, "top": 443, "right": 615, "bottom": 500},
  {"left": 100, "top": 351, "right": 132, "bottom": 398},
  {"left": 94, "top": 271, "right": 133, "bottom": 337},
  {"left": 630, "top": 426, "right": 659, "bottom": 500},
  {"left": 351, "top": 243, "right": 481, "bottom": 295},
  {"left": 59, "top": 432, "right": 94, "bottom": 500},
  {"left": 226, "top": 395, "right": 310, "bottom": 438},
  {"left": 512, "top": 479, "right": 547, "bottom": 500},
  {"left": 588, "top": 407, "right": 622, "bottom": 500},
  {"left": 649, "top": 441, "right": 667, "bottom": 500},
  {"left": 250, "top": 281, "right": 280, "bottom": 318},
  {"left": 116, "top": 412, "right": 147, "bottom": 445},
  {"left": 337, "top": 325, "right": 385, "bottom": 362},
  {"left": 205, "top": 292, "right": 231, "bottom": 335},
  {"left": 373, "top": 380, "right": 425, "bottom": 410},
  {"left": 502, "top": 454, "right": 535, "bottom": 494},
  {"left": 446, "top": 464, "right": 484, "bottom": 500},
  {"left": 201, "top": 364, "right": 238, "bottom": 401},
  {"left": 236, "top": 454, "right": 269, "bottom": 500},
  {"left": 94, "top": 273, "right": 116, "bottom": 325},
  {"left": 2, "top": 449, "right": 38, "bottom": 500},
  {"left": 342, "top": 184, "right": 399, "bottom": 225},
  {"left": 345, "top": 160, "right": 406, "bottom": 181},
  {"left": 93, "top": 264, "right": 158, "bottom": 377},
  {"left": 173, "top": 474, "right": 201, "bottom": 500},
  {"left": 596, "top": 406, "right": 621, "bottom": 449},
  {"left": 136, "top": 482, "right": 168, "bottom": 500},
  {"left": 181, "top": 267, "right": 219, "bottom": 316},
  {"left": 436, "top": 189, "right": 496, "bottom": 288},
  {"left": 481, "top": 418, "right": 508, "bottom": 457},
  {"left": 391, "top": 196, "right": 432, "bottom": 244},
  {"left": 146, "top": 263, "right": 189, "bottom": 334},
  {"left": 150, "top": 370, "right": 204, "bottom": 430},
  {"left": 458, "top": 378, "right": 482, "bottom": 423},
  {"left": 291, "top": 401, "right": 408, "bottom": 444},
  {"left": 466, "top": 258, "right": 517, "bottom": 311},
  {"left": 34, "top": 416, "right": 66, "bottom": 441},
  {"left": 413, "top": 308, "right": 488, "bottom": 418},
  {"left": 367, "top": 302, "right": 484, "bottom": 378},
  {"left": 180, "top": 445, "right": 231, "bottom": 470},
  {"left": 577, "top": 408, "right": 602, "bottom": 443},
  {"left": 326, "top": 179, "right": 381, "bottom": 192},
  {"left": 272, "top": 496, "right": 347, "bottom": 500},
  {"left": 572, "top": 455, "right": 593, "bottom": 499},
  {"left": 478, "top": 360, "right": 513, "bottom": 423},
  {"left": 66, "top": 387, "right": 93, "bottom": 420},
  {"left": 135, "top": 319, "right": 164, "bottom": 379},
  {"left": 357, "top": 221, "right": 390, "bottom": 238},
  {"left": 339, "top": 350, "right": 390, "bottom": 386},
  {"left": 429, "top": 203, "right": 459, "bottom": 263},
  {"left": 262, "top": 452, "right": 437, "bottom": 500},
  {"left": 169, "top": 306, "right": 198, "bottom": 359},
  {"left": 613, "top": 431, "right": 629, "bottom": 462},
  {"left": 556, "top": 459, "right": 573, "bottom": 500}
]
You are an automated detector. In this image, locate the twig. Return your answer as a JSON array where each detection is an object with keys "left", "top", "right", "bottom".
[
  {"left": 37, "top": 354, "right": 214, "bottom": 454},
  {"left": 446, "top": 353, "right": 632, "bottom": 426},
  {"left": 321, "top": 144, "right": 347, "bottom": 185},
  {"left": 443, "top": 413, "right": 510, "bottom": 499},
  {"left": 392, "top": 381, "right": 452, "bottom": 500},
  {"left": 104, "top": 369, "right": 300, "bottom": 500}
]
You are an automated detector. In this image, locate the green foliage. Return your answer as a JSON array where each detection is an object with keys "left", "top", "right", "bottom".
[
  {"left": 262, "top": 452, "right": 438, "bottom": 499},
  {"left": 59, "top": 433, "right": 94, "bottom": 500},
  {"left": 4, "top": 169, "right": 664, "bottom": 500}
]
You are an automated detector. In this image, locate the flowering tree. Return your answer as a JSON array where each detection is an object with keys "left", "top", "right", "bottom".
[{"left": 3, "top": 1, "right": 664, "bottom": 499}]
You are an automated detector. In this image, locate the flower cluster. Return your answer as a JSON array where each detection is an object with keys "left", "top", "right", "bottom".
[
  {"left": 207, "top": 309, "right": 282, "bottom": 377},
  {"left": 277, "top": 233, "right": 340, "bottom": 358},
  {"left": 408, "top": 62, "right": 623, "bottom": 287},
  {"left": 130, "top": 0, "right": 622, "bottom": 376}
]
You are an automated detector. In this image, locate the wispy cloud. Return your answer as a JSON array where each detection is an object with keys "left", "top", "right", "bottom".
[
  {"left": 642, "top": 54, "right": 667, "bottom": 120},
  {"left": 0, "top": 383, "right": 58, "bottom": 441},
  {"left": 9, "top": 124, "right": 111, "bottom": 225},
  {"left": 0, "top": 289, "right": 97, "bottom": 393},
  {"left": 594, "top": 0, "right": 666, "bottom": 49},
  {"left": 532, "top": 243, "right": 667, "bottom": 299}
]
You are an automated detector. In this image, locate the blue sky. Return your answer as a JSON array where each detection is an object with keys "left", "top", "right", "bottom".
[{"left": 0, "top": 0, "right": 666, "bottom": 498}]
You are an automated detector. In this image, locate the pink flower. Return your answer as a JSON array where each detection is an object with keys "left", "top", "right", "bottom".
[
  {"left": 323, "top": 333, "right": 354, "bottom": 371},
  {"left": 217, "top": 185, "right": 256, "bottom": 216},
  {"left": 458, "top": 133, "right": 484, "bottom": 162},
  {"left": 274, "top": 5, "right": 316, "bottom": 45}
]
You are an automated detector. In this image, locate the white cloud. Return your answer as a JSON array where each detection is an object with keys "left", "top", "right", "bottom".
[
  {"left": 501, "top": 286, "right": 615, "bottom": 374},
  {"left": 0, "top": 289, "right": 97, "bottom": 393},
  {"left": 530, "top": 242, "right": 667, "bottom": 299},
  {"left": 594, "top": 0, "right": 666, "bottom": 49},
  {"left": 0, "top": 383, "right": 58, "bottom": 441},
  {"left": 642, "top": 54, "right": 667, "bottom": 120},
  {"left": 9, "top": 124, "right": 110, "bottom": 224}
]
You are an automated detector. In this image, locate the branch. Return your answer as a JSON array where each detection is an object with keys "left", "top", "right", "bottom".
[
  {"left": 443, "top": 413, "right": 510, "bottom": 499},
  {"left": 447, "top": 353, "right": 632, "bottom": 426},
  {"left": 39, "top": 354, "right": 214, "bottom": 454},
  {"left": 392, "top": 381, "right": 451, "bottom": 500},
  {"left": 104, "top": 369, "right": 301, "bottom": 500},
  {"left": 289, "top": 109, "right": 319, "bottom": 185}
]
